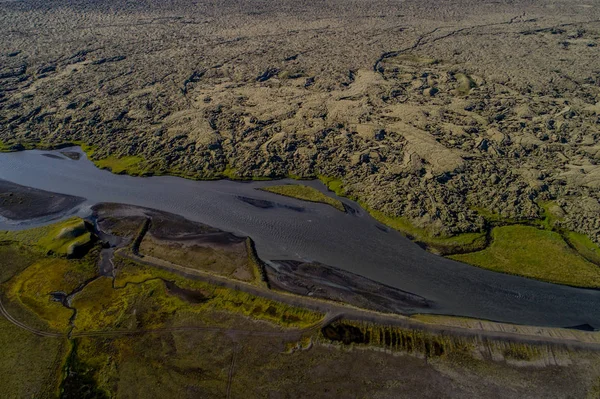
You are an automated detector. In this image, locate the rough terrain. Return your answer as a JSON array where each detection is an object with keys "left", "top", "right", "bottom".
[
  {"left": 1, "top": 202, "right": 600, "bottom": 397},
  {"left": 1, "top": 0, "right": 600, "bottom": 242}
]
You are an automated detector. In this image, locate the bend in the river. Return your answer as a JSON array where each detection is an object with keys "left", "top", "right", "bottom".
[{"left": 1, "top": 148, "right": 599, "bottom": 328}]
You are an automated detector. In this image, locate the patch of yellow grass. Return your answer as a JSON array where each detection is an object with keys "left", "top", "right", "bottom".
[
  {"left": 6, "top": 258, "right": 95, "bottom": 331},
  {"left": 451, "top": 225, "right": 600, "bottom": 288}
]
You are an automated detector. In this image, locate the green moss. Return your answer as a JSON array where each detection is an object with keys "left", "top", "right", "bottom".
[
  {"left": 366, "top": 207, "right": 487, "bottom": 254},
  {"left": 260, "top": 184, "right": 345, "bottom": 212},
  {"left": 7, "top": 256, "right": 97, "bottom": 331},
  {"left": 1, "top": 217, "right": 93, "bottom": 257},
  {"left": 317, "top": 175, "right": 346, "bottom": 197},
  {"left": 451, "top": 225, "right": 600, "bottom": 288},
  {"left": 0, "top": 312, "right": 67, "bottom": 398},
  {"left": 0, "top": 140, "right": 9, "bottom": 152},
  {"left": 221, "top": 166, "right": 239, "bottom": 179},
  {"left": 95, "top": 155, "right": 146, "bottom": 175},
  {"left": 565, "top": 231, "right": 600, "bottom": 265},
  {"left": 538, "top": 201, "right": 564, "bottom": 230}
]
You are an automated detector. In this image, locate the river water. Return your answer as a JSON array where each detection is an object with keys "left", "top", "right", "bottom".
[{"left": 1, "top": 147, "right": 599, "bottom": 327}]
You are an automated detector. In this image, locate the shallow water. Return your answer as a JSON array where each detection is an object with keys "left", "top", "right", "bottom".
[{"left": 1, "top": 148, "right": 599, "bottom": 327}]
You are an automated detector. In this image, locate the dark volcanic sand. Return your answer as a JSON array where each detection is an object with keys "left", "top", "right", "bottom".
[
  {"left": 267, "top": 260, "right": 431, "bottom": 313},
  {"left": 0, "top": 179, "right": 84, "bottom": 220}
]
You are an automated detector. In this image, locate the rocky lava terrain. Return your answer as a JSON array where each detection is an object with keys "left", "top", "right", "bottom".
[{"left": 1, "top": 0, "right": 600, "bottom": 241}]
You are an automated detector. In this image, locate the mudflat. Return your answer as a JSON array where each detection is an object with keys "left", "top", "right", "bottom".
[{"left": 0, "top": 179, "right": 84, "bottom": 220}]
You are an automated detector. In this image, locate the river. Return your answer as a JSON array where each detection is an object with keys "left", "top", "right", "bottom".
[{"left": 0, "top": 147, "right": 599, "bottom": 328}]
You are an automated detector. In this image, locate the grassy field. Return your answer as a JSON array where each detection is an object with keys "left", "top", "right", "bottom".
[
  {"left": 260, "top": 184, "right": 346, "bottom": 212},
  {"left": 111, "top": 257, "right": 323, "bottom": 329},
  {"left": 450, "top": 225, "right": 600, "bottom": 288},
  {"left": 7, "top": 257, "right": 96, "bottom": 331},
  {"left": 0, "top": 217, "right": 93, "bottom": 256},
  {"left": 565, "top": 231, "right": 600, "bottom": 265},
  {"left": 367, "top": 207, "right": 488, "bottom": 254},
  {"left": 0, "top": 314, "right": 66, "bottom": 398}
]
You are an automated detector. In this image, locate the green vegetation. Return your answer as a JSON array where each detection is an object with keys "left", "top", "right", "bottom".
[
  {"left": 367, "top": 207, "right": 487, "bottom": 254},
  {"left": 260, "top": 184, "right": 345, "bottom": 212},
  {"left": 317, "top": 175, "right": 487, "bottom": 253},
  {"left": 0, "top": 243, "right": 39, "bottom": 283},
  {"left": 565, "top": 231, "right": 600, "bottom": 265},
  {"left": 7, "top": 255, "right": 98, "bottom": 331},
  {"left": 450, "top": 225, "right": 600, "bottom": 288},
  {"left": 1, "top": 217, "right": 93, "bottom": 257},
  {"left": 318, "top": 175, "right": 346, "bottom": 197},
  {"left": 112, "top": 258, "right": 323, "bottom": 329},
  {"left": 0, "top": 140, "right": 8, "bottom": 152},
  {"left": 67, "top": 331, "right": 231, "bottom": 397},
  {"left": 95, "top": 155, "right": 146, "bottom": 175},
  {"left": 538, "top": 201, "right": 564, "bottom": 230},
  {"left": 0, "top": 314, "right": 66, "bottom": 398}
]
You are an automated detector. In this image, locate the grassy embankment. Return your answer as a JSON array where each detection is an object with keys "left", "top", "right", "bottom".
[
  {"left": 317, "top": 175, "right": 487, "bottom": 254},
  {"left": 318, "top": 176, "right": 600, "bottom": 288},
  {"left": 260, "top": 184, "right": 346, "bottom": 212},
  {"left": 451, "top": 202, "right": 600, "bottom": 288},
  {"left": 451, "top": 225, "right": 600, "bottom": 288}
]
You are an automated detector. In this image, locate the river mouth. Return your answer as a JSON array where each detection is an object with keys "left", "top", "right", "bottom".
[{"left": 0, "top": 147, "right": 599, "bottom": 328}]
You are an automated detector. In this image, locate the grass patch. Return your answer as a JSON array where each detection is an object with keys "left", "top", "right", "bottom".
[
  {"left": 260, "top": 184, "right": 345, "bottom": 212},
  {"left": 0, "top": 313, "right": 67, "bottom": 398},
  {"left": 1, "top": 217, "right": 93, "bottom": 257},
  {"left": 6, "top": 256, "right": 98, "bottom": 331},
  {"left": 367, "top": 207, "right": 487, "bottom": 254},
  {"left": 95, "top": 155, "right": 146, "bottom": 175},
  {"left": 221, "top": 166, "right": 238, "bottom": 179},
  {"left": 317, "top": 175, "right": 346, "bottom": 197},
  {"left": 565, "top": 231, "right": 600, "bottom": 265},
  {"left": 0, "top": 242, "right": 40, "bottom": 283},
  {"left": 450, "top": 225, "right": 600, "bottom": 288}
]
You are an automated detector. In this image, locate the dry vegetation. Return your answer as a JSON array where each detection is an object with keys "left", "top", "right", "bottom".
[{"left": 1, "top": 0, "right": 600, "bottom": 246}]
